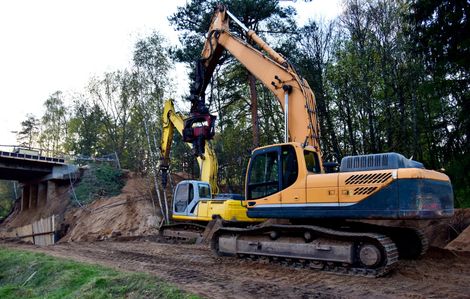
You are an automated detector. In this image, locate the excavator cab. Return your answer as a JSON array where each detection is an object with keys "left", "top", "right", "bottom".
[
  {"left": 246, "top": 143, "right": 320, "bottom": 201},
  {"left": 173, "top": 180, "right": 212, "bottom": 216},
  {"left": 171, "top": 180, "right": 262, "bottom": 223}
]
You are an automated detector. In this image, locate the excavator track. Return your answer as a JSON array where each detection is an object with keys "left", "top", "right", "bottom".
[
  {"left": 336, "top": 222, "right": 429, "bottom": 259},
  {"left": 159, "top": 223, "right": 206, "bottom": 243},
  {"left": 388, "top": 227, "right": 428, "bottom": 259},
  {"left": 414, "top": 228, "right": 429, "bottom": 257},
  {"left": 211, "top": 224, "right": 399, "bottom": 277}
]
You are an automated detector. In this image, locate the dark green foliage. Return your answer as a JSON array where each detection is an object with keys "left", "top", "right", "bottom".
[
  {"left": 409, "top": 0, "right": 470, "bottom": 207},
  {"left": 168, "top": 133, "right": 198, "bottom": 179},
  {"left": 411, "top": 0, "right": 469, "bottom": 78},
  {"left": 0, "top": 181, "right": 16, "bottom": 220},
  {"left": 73, "top": 164, "right": 124, "bottom": 205},
  {"left": 19, "top": 0, "right": 468, "bottom": 207},
  {"left": 447, "top": 155, "right": 470, "bottom": 208},
  {"left": 65, "top": 102, "right": 106, "bottom": 157},
  {"left": 214, "top": 121, "right": 253, "bottom": 193},
  {"left": 16, "top": 114, "right": 39, "bottom": 148},
  {"left": 0, "top": 248, "right": 199, "bottom": 299}
]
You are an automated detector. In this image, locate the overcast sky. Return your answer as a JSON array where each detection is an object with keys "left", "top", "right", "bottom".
[{"left": 0, "top": 0, "right": 342, "bottom": 146}]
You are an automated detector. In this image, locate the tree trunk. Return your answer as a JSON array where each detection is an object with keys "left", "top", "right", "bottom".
[
  {"left": 345, "top": 97, "right": 357, "bottom": 155},
  {"left": 411, "top": 90, "right": 419, "bottom": 159}
]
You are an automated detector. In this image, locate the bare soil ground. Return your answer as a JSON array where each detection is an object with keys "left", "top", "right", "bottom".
[
  {"left": 61, "top": 174, "right": 160, "bottom": 242},
  {"left": 2, "top": 173, "right": 470, "bottom": 298},
  {"left": 447, "top": 224, "right": 470, "bottom": 251},
  {"left": 2, "top": 240, "right": 470, "bottom": 299}
]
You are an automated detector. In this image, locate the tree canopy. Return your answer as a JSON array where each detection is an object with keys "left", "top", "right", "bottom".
[{"left": 14, "top": 0, "right": 470, "bottom": 207}]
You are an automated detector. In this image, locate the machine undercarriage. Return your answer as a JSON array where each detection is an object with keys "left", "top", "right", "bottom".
[
  {"left": 210, "top": 221, "right": 428, "bottom": 277},
  {"left": 159, "top": 216, "right": 428, "bottom": 277}
]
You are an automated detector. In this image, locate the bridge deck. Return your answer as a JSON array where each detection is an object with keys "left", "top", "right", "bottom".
[{"left": 0, "top": 151, "right": 65, "bottom": 164}]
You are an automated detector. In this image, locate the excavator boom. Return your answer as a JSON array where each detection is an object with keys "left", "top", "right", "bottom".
[
  {"left": 160, "top": 99, "right": 219, "bottom": 194},
  {"left": 187, "top": 4, "right": 321, "bottom": 153}
]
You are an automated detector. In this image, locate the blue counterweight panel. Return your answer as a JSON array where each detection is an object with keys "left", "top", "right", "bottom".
[
  {"left": 247, "top": 179, "right": 454, "bottom": 220},
  {"left": 398, "top": 179, "right": 454, "bottom": 218}
]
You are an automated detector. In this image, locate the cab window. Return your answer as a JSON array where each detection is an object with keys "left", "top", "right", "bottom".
[
  {"left": 188, "top": 183, "right": 194, "bottom": 202},
  {"left": 174, "top": 183, "right": 191, "bottom": 213},
  {"left": 282, "top": 145, "right": 298, "bottom": 188},
  {"left": 247, "top": 150, "right": 279, "bottom": 200},
  {"left": 198, "top": 183, "right": 211, "bottom": 199},
  {"left": 304, "top": 150, "right": 321, "bottom": 173}
]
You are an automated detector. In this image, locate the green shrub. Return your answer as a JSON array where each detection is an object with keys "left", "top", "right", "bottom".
[
  {"left": 73, "top": 163, "right": 124, "bottom": 205},
  {"left": 446, "top": 155, "right": 470, "bottom": 209},
  {"left": 0, "top": 181, "right": 16, "bottom": 221}
]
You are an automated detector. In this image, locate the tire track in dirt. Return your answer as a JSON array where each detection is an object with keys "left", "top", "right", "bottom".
[{"left": 1, "top": 240, "right": 470, "bottom": 299}]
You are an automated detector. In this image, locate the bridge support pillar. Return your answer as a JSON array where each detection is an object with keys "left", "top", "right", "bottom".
[
  {"left": 29, "top": 184, "right": 38, "bottom": 209},
  {"left": 21, "top": 185, "right": 30, "bottom": 211},
  {"left": 47, "top": 181, "right": 56, "bottom": 203},
  {"left": 20, "top": 181, "right": 57, "bottom": 211},
  {"left": 38, "top": 182, "right": 47, "bottom": 207}
]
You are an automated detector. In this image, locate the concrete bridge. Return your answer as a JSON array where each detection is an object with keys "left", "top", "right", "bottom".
[{"left": 0, "top": 149, "right": 78, "bottom": 211}]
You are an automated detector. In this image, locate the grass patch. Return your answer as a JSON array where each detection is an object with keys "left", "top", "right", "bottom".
[{"left": 0, "top": 247, "right": 199, "bottom": 299}]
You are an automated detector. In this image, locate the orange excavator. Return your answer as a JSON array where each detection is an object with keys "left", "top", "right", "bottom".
[{"left": 181, "top": 4, "right": 454, "bottom": 277}]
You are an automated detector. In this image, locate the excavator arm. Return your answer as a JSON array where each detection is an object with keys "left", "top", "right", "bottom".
[
  {"left": 188, "top": 4, "right": 321, "bottom": 154},
  {"left": 160, "top": 99, "right": 219, "bottom": 194}
]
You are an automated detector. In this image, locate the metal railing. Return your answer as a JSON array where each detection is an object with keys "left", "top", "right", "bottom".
[{"left": 0, "top": 145, "right": 119, "bottom": 167}]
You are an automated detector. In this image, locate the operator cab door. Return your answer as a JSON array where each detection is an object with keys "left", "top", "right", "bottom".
[
  {"left": 173, "top": 182, "right": 196, "bottom": 216},
  {"left": 246, "top": 146, "right": 282, "bottom": 207},
  {"left": 246, "top": 144, "right": 306, "bottom": 208},
  {"left": 280, "top": 145, "right": 305, "bottom": 205}
]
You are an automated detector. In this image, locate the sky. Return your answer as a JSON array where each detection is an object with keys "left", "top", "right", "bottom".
[{"left": 0, "top": 0, "right": 342, "bottom": 146}]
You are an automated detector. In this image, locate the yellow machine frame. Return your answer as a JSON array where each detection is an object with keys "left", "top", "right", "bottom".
[{"left": 160, "top": 99, "right": 261, "bottom": 223}]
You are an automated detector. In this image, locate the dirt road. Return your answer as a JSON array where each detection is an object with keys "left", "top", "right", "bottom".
[{"left": 1, "top": 240, "right": 469, "bottom": 299}]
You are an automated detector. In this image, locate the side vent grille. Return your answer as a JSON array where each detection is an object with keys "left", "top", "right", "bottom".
[
  {"left": 345, "top": 172, "right": 392, "bottom": 185},
  {"left": 353, "top": 187, "right": 378, "bottom": 195}
]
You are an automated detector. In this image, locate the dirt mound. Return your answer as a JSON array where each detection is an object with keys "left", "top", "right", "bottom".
[
  {"left": 446, "top": 224, "right": 470, "bottom": 251},
  {"left": 172, "top": 171, "right": 192, "bottom": 182},
  {"left": 423, "top": 209, "right": 470, "bottom": 248},
  {"left": 61, "top": 174, "right": 161, "bottom": 242}
]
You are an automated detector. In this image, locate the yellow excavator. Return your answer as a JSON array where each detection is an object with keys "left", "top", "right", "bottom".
[
  {"left": 159, "top": 99, "right": 261, "bottom": 240},
  {"left": 179, "top": 5, "right": 454, "bottom": 277}
]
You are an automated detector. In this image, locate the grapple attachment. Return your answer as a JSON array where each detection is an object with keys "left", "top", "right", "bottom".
[{"left": 183, "top": 113, "right": 216, "bottom": 158}]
